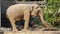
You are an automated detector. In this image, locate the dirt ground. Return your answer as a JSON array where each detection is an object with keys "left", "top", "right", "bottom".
[
  {"left": 4, "top": 31, "right": 60, "bottom": 34},
  {"left": 0, "top": 27, "right": 60, "bottom": 34}
]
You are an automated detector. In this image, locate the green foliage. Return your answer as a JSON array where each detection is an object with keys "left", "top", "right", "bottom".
[
  {"left": 44, "top": 0, "right": 60, "bottom": 28},
  {"left": 18, "top": 0, "right": 30, "bottom": 1}
]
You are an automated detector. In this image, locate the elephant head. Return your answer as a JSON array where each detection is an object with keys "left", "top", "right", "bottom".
[
  {"left": 31, "top": 4, "right": 53, "bottom": 30},
  {"left": 31, "top": 4, "right": 40, "bottom": 16}
]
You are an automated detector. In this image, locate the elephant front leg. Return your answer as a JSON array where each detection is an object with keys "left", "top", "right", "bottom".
[
  {"left": 23, "top": 15, "right": 30, "bottom": 31},
  {"left": 22, "top": 10, "right": 30, "bottom": 31}
]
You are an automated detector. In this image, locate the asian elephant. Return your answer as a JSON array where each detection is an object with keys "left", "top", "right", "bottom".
[{"left": 6, "top": 4, "right": 52, "bottom": 32}]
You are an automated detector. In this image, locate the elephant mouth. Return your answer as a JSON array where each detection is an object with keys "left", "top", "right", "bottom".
[{"left": 31, "top": 15, "right": 38, "bottom": 18}]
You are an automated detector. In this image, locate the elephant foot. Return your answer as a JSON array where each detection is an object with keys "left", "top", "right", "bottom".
[
  {"left": 21, "top": 29, "right": 29, "bottom": 32},
  {"left": 12, "top": 29, "right": 19, "bottom": 33}
]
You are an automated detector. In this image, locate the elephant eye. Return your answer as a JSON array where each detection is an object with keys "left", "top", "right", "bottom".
[{"left": 36, "top": 7, "right": 38, "bottom": 9}]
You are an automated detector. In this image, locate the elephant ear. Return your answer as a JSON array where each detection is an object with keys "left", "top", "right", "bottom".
[{"left": 32, "top": 5, "right": 39, "bottom": 10}]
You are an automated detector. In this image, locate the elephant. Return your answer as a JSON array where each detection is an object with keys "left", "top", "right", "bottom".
[{"left": 6, "top": 4, "right": 52, "bottom": 32}]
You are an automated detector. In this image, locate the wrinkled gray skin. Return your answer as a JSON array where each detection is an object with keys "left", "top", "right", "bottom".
[{"left": 6, "top": 4, "right": 52, "bottom": 32}]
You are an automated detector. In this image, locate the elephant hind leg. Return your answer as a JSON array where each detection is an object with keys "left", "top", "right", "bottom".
[{"left": 8, "top": 16, "right": 18, "bottom": 32}]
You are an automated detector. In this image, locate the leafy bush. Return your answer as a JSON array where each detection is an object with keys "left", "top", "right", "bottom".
[{"left": 43, "top": 0, "right": 60, "bottom": 28}]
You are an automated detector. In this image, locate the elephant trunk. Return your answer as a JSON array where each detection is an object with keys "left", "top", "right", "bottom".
[{"left": 38, "top": 9, "right": 53, "bottom": 30}]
